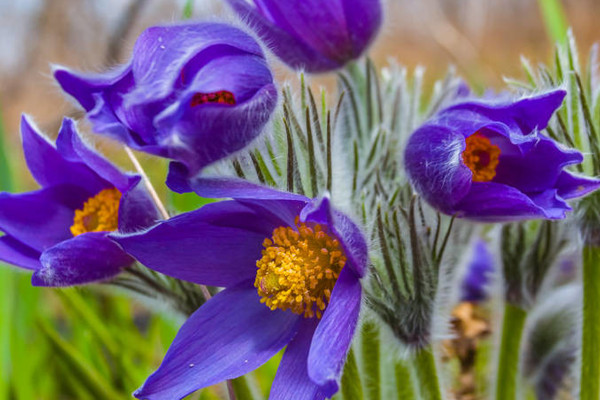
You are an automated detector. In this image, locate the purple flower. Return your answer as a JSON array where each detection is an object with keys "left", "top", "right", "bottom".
[
  {"left": 225, "top": 0, "right": 382, "bottom": 72},
  {"left": 0, "top": 115, "right": 159, "bottom": 286},
  {"left": 461, "top": 240, "right": 494, "bottom": 302},
  {"left": 404, "top": 90, "right": 600, "bottom": 222},
  {"left": 112, "top": 178, "right": 368, "bottom": 400},
  {"left": 53, "top": 22, "right": 278, "bottom": 186}
]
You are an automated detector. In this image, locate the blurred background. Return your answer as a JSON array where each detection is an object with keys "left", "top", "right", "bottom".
[{"left": 0, "top": 0, "right": 598, "bottom": 398}]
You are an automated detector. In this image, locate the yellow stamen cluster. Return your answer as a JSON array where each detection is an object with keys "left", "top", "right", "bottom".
[
  {"left": 462, "top": 133, "right": 501, "bottom": 182},
  {"left": 70, "top": 188, "right": 121, "bottom": 236},
  {"left": 255, "top": 217, "right": 347, "bottom": 319}
]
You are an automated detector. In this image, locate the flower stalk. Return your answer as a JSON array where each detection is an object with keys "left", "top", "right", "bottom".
[
  {"left": 495, "top": 303, "right": 527, "bottom": 400},
  {"left": 413, "top": 347, "right": 442, "bottom": 400},
  {"left": 581, "top": 245, "right": 600, "bottom": 400}
]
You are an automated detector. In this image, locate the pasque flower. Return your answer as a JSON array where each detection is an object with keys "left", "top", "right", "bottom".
[
  {"left": 112, "top": 178, "right": 368, "bottom": 400},
  {"left": 404, "top": 90, "right": 600, "bottom": 222},
  {"left": 225, "top": 0, "right": 382, "bottom": 72},
  {"left": 461, "top": 240, "right": 494, "bottom": 302},
  {"left": 53, "top": 22, "right": 277, "bottom": 187},
  {"left": 0, "top": 115, "right": 159, "bottom": 286}
]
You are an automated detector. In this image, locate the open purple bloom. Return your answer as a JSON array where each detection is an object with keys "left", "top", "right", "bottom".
[
  {"left": 225, "top": 0, "right": 382, "bottom": 72},
  {"left": 0, "top": 115, "right": 159, "bottom": 286},
  {"left": 112, "top": 178, "right": 368, "bottom": 400},
  {"left": 53, "top": 22, "right": 277, "bottom": 186},
  {"left": 404, "top": 90, "right": 600, "bottom": 222},
  {"left": 461, "top": 240, "right": 494, "bottom": 302}
]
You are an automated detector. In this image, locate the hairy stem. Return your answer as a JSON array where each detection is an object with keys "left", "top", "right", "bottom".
[
  {"left": 495, "top": 303, "right": 527, "bottom": 400},
  {"left": 413, "top": 347, "right": 442, "bottom": 400},
  {"left": 581, "top": 246, "right": 600, "bottom": 400}
]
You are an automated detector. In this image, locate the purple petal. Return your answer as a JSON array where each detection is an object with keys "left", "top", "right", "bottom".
[
  {"left": 343, "top": 0, "right": 382, "bottom": 58},
  {"left": 307, "top": 267, "right": 362, "bottom": 392},
  {"left": 404, "top": 124, "right": 472, "bottom": 211},
  {"left": 117, "top": 176, "right": 161, "bottom": 233},
  {"left": 461, "top": 240, "right": 494, "bottom": 302},
  {"left": 32, "top": 232, "right": 132, "bottom": 287},
  {"left": 0, "top": 236, "right": 41, "bottom": 271},
  {"left": 225, "top": 0, "right": 341, "bottom": 72},
  {"left": 56, "top": 118, "right": 132, "bottom": 192},
  {"left": 111, "top": 204, "right": 269, "bottom": 287},
  {"left": 270, "top": 318, "right": 330, "bottom": 400},
  {"left": 171, "top": 176, "right": 309, "bottom": 201},
  {"left": 21, "top": 115, "right": 106, "bottom": 194},
  {"left": 127, "top": 22, "right": 264, "bottom": 106},
  {"left": 134, "top": 284, "right": 300, "bottom": 400},
  {"left": 443, "top": 90, "right": 566, "bottom": 136},
  {"left": 300, "top": 196, "right": 368, "bottom": 278},
  {"left": 53, "top": 64, "right": 136, "bottom": 146},
  {"left": 493, "top": 135, "right": 583, "bottom": 193},
  {"left": 452, "top": 182, "right": 564, "bottom": 222},
  {"left": 555, "top": 171, "right": 600, "bottom": 199},
  {"left": 0, "top": 186, "right": 89, "bottom": 252}
]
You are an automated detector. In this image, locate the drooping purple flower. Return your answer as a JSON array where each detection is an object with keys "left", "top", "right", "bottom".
[
  {"left": 53, "top": 22, "right": 278, "bottom": 187},
  {"left": 461, "top": 240, "right": 494, "bottom": 302},
  {"left": 111, "top": 178, "right": 368, "bottom": 400},
  {"left": 404, "top": 90, "right": 600, "bottom": 222},
  {"left": 0, "top": 115, "right": 160, "bottom": 286},
  {"left": 225, "top": 0, "right": 382, "bottom": 73}
]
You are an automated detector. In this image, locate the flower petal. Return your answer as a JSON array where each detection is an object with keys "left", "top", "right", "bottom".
[
  {"left": 270, "top": 318, "right": 330, "bottom": 400},
  {"left": 452, "top": 182, "right": 564, "bottom": 222},
  {"left": 32, "top": 232, "right": 132, "bottom": 287},
  {"left": 117, "top": 176, "right": 161, "bottom": 234},
  {"left": 307, "top": 267, "right": 361, "bottom": 392},
  {"left": 343, "top": 0, "right": 382, "bottom": 57},
  {"left": 134, "top": 284, "right": 300, "bottom": 400},
  {"left": 56, "top": 118, "right": 132, "bottom": 192},
  {"left": 493, "top": 135, "right": 583, "bottom": 193},
  {"left": 0, "top": 236, "right": 41, "bottom": 271},
  {"left": 169, "top": 176, "right": 309, "bottom": 201},
  {"left": 225, "top": 0, "right": 341, "bottom": 72},
  {"left": 461, "top": 239, "right": 494, "bottom": 302},
  {"left": 127, "top": 22, "right": 264, "bottom": 107},
  {"left": 442, "top": 90, "right": 566, "bottom": 137},
  {"left": 53, "top": 64, "right": 135, "bottom": 146},
  {"left": 300, "top": 196, "right": 368, "bottom": 278},
  {"left": 404, "top": 124, "right": 472, "bottom": 212},
  {"left": 555, "top": 170, "right": 600, "bottom": 200},
  {"left": 0, "top": 186, "right": 88, "bottom": 252},
  {"left": 21, "top": 115, "right": 105, "bottom": 194},
  {"left": 111, "top": 203, "right": 269, "bottom": 287}
]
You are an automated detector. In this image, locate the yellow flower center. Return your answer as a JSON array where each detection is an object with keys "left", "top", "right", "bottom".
[
  {"left": 255, "top": 217, "right": 347, "bottom": 319},
  {"left": 70, "top": 188, "right": 121, "bottom": 236},
  {"left": 462, "top": 133, "right": 501, "bottom": 182}
]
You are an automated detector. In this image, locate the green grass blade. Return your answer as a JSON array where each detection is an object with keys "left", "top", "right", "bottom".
[
  {"left": 182, "top": 0, "right": 194, "bottom": 19},
  {"left": 536, "top": 0, "right": 568, "bottom": 44}
]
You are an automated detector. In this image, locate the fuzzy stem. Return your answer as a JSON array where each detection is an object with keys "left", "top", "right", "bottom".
[
  {"left": 413, "top": 347, "right": 442, "bottom": 400},
  {"left": 495, "top": 303, "right": 527, "bottom": 400},
  {"left": 395, "top": 359, "right": 416, "bottom": 400},
  {"left": 124, "top": 147, "right": 170, "bottom": 220},
  {"left": 581, "top": 246, "right": 600, "bottom": 400}
]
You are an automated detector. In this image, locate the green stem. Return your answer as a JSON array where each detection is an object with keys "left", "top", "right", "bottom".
[
  {"left": 581, "top": 246, "right": 600, "bottom": 400},
  {"left": 361, "top": 321, "right": 381, "bottom": 400},
  {"left": 495, "top": 303, "right": 527, "bottom": 400},
  {"left": 395, "top": 359, "right": 416, "bottom": 400},
  {"left": 413, "top": 347, "right": 442, "bottom": 400}
]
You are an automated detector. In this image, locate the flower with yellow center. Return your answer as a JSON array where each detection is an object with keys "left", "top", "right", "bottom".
[
  {"left": 462, "top": 133, "right": 501, "bottom": 182},
  {"left": 255, "top": 217, "right": 347, "bottom": 319},
  {"left": 70, "top": 188, "right": 122, "bottom": 236}
]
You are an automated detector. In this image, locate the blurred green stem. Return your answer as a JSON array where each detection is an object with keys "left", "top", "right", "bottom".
[
  {"left": 495, "top": 303, "right": 527, "bottom": 400},
  {"left": 413, "top": 347, "right": 441, "bottom": 400},
  {"left": 581, "top": 246, "right": 600, "bottom": 400}
]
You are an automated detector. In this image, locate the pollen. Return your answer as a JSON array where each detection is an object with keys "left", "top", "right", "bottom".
[
  {"left": 70, "top": 188, "right": 121, "bottom": 236},
  {"left": 255, "top": 217, "right": 347, "bottom": 319},
  {"left": 462, "top": 133, "right": 501, "bottom": 182},
  {"left": 190, "top": 90, "right": 236, "bottom": 107}
]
